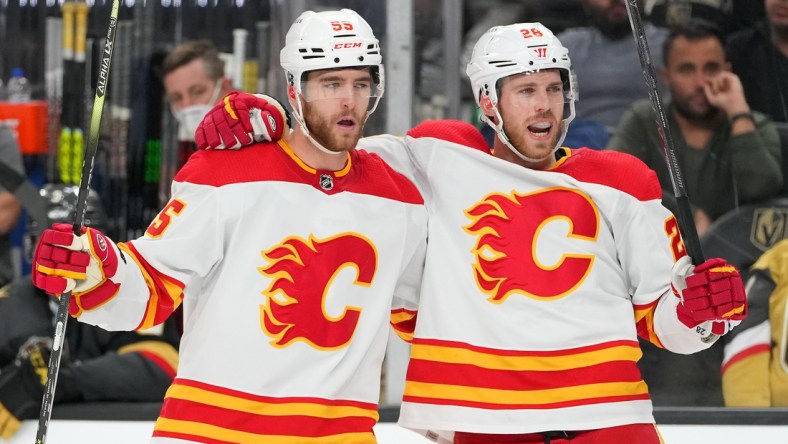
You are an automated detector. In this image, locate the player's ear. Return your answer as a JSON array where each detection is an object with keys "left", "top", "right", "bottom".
[
  {"left": 480, "top": 95, "right": 498, "bottom": 124},
  {"left": 287, "top": 85, "right": 298, "bottom": 108}
]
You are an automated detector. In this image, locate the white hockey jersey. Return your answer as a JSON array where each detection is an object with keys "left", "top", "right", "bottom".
[
  {"left": 75, "top": 140, "right": 428, "bottom": 443},
  {"left": 362, "top": 134, "right": 714, "bottom": 437}
]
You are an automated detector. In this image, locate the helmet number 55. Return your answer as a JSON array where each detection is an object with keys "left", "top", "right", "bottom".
[{"left": 331, "top": 21, "right": 353, "bottom": 31}]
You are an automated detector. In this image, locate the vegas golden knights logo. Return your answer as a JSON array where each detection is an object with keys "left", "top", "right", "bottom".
[{"left": 751, "top": 208, "right": 788, "bottom": 252}]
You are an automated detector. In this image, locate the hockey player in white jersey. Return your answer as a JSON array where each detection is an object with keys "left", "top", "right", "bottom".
[
  {"left": 196, "top": 21, "right": 748, "bottom": 444},
  {"left": 30, "top": 9, "right": 427, "bottom": 444}
]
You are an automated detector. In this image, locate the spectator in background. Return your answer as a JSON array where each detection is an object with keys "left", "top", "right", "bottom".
[
  {"left": 0, "top": 184, "right": 179, "bottom": 440},
  {"left": 557, "top": 0, "right": 669, "bottom": 148},
  {"left": 608, "top": 20, "right": 782, "bottom": 236},
  {"left": 727, "top": 0, "right": 788, "bottom": 124},
  {"left": 645, "top": 0, "right": 764, "bottom": 35},
  {"left": 161, "top": 40, "right": 234, "bottom": 146},
  {"left": 722, "top": 238, "right": 788, "bottom": 406},
  {"left": 0, "top": 125, "right": 24, "bottom": 288}
]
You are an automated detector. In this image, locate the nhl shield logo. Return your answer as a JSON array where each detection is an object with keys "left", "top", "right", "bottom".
[
  {"left": 319, "top": 174, "right": 334, "bottom": 191},
  {"left": 750, "top": 207, "right": 788, "bottom": 251}
]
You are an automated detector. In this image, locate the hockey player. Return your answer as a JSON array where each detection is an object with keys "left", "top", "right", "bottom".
[
  {"left": 0, "top": 184, "right": 179, "bottom": 440},
  {"left": 30, "top": 9, "right": 427, "bottom": 444},
  {"left": 197, "top": 21, "right": 748, "bottom": 443},
  {"left": 722, "top": 239, "right": 788, "bottom": 407}
]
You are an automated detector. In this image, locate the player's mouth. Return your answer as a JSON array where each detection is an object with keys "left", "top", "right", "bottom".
[
  {"left": 337, "top": 117, "right": 358, "bottom": 131},
  {"left": 527, "top": 121, "right": 552, "bottom": 140}
]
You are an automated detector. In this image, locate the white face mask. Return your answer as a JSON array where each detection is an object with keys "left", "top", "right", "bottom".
[{"left": 172, "top": 81, "right": 222, "bottom": 142}]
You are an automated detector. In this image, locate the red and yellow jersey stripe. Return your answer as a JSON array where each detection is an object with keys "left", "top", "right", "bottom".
[
  {"left": 118, "top": 242, "right": 185, "bottom": 331},
  {"left": 390, "top": 308, "right": 417, "bottom": 342},
  {"left": 153, "top": 378, "right": 379, "bottom": 443},
  {"left": 404, "top": 338, "right": 648, "bottom": 410},
  {"left": 635, "top": 299, "right": 664, "bottom": 348}
]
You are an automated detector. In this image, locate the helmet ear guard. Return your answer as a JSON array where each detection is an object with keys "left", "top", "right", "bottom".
[
  {"left": 280, "top": 8, "right": 385, "bottom": 154},
  {"left": 467, "top": 23, "right": 577, "bottom": 161}
]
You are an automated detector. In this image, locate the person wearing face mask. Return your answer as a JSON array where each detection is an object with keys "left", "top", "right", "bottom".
[{"left": 162, "top": 40, "right": 234, "bottom": 147}]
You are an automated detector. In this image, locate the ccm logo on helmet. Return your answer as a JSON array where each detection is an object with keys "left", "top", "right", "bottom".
[{"left": 334, "top": 42, "right": 362, "bottom": 49}]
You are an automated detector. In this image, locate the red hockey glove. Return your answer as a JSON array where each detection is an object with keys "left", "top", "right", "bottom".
[
  {"left": 671, "top": 256, "right": 747, "bottom": 336},
  {"left": 0, "top": 337, "right": 80, "bottom": 440},
  {"left": 195, "top": 91, "right": 290, "bottom": 150},
  {"left": 31, "top": 223, "right": 121, "bottom": 317}
]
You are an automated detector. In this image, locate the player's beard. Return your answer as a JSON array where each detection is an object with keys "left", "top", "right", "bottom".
[
  {"left": 303, "top": 101, "right": 366, "bottom": 153},
  {"left": 503, "top": 113, "right": 559, "bottom": 161}
]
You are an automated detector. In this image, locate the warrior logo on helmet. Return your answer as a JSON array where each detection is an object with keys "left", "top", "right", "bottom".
[
  {"left": 259, "top": 233, "right": 378, "bottom": 349},
  {"left": 464, "top": 188, "right": 599, "bottom": 303}
]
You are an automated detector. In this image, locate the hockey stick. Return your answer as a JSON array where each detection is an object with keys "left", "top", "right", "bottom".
[
  {"left": 624, "top": 0, "right": 704, "bottom": 264},
  {"left": 36, "top": 1, "right": 120, "bottom": 442}
]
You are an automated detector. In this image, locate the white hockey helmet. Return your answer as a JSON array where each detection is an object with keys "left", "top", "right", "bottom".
[
  {"left": 280, "top": 9, "right": 384, "bottom": 153},
  {"left": 466, "top": 23, "right": 577, "bottom": 161}
]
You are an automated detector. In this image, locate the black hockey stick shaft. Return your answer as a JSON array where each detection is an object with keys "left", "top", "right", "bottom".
[
  {"left": 36, "top": 1, "right": 120, "bottom": 442},
  {"left": 624, "top": 0, "right": 704, "bottom": 264}
]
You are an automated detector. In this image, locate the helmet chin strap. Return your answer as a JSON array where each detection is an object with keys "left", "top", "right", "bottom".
[
  {"left": 292, "top": 95, "right": 377, "bottom": 156},
  {"left": 293, "top": 98, "right": 344, "bottom": 156},
  {"left": 487, "top": 106, "right": 557, "bottom": 164}
]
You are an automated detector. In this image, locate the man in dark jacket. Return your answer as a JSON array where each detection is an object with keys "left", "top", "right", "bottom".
[{"left": 608, "top": 20, "right": 782, "bottom": 236}]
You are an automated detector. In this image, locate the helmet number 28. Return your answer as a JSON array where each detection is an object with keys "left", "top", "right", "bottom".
[
  {"left": 331, "top": 21, "right": 354, "bottom": 31},
  {"left": 520, "top": 28, "right": 544, "bottom": 39}
]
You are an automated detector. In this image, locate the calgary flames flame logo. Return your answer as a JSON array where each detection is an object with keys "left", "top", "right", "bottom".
[
  {"left": 259, "top": 233, "right": 377, "bottom": 349},
  {"left": 464, "top": 188, "right": 599, "bottom": 303}
]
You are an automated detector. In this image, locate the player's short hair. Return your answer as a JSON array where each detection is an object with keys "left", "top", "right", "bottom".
[{"left": 162, "top": 39, "right": 225, "bottom": 81}]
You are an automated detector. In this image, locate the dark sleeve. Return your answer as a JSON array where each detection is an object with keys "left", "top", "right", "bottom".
[
  {"left": 62, "top": 313, "right": 180, "bottom": 403},
  {"left": 606, "top": 101, "right": 658, "bottom": 162},
  {"left": 0, "top": 280, "right": 56, "bottom": 366},
  {"left": 726, "top": 114, "right": 783, "bottom": 203},
  {"left": 68, "top": 351, "right": 173, "bottom": 402}
]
